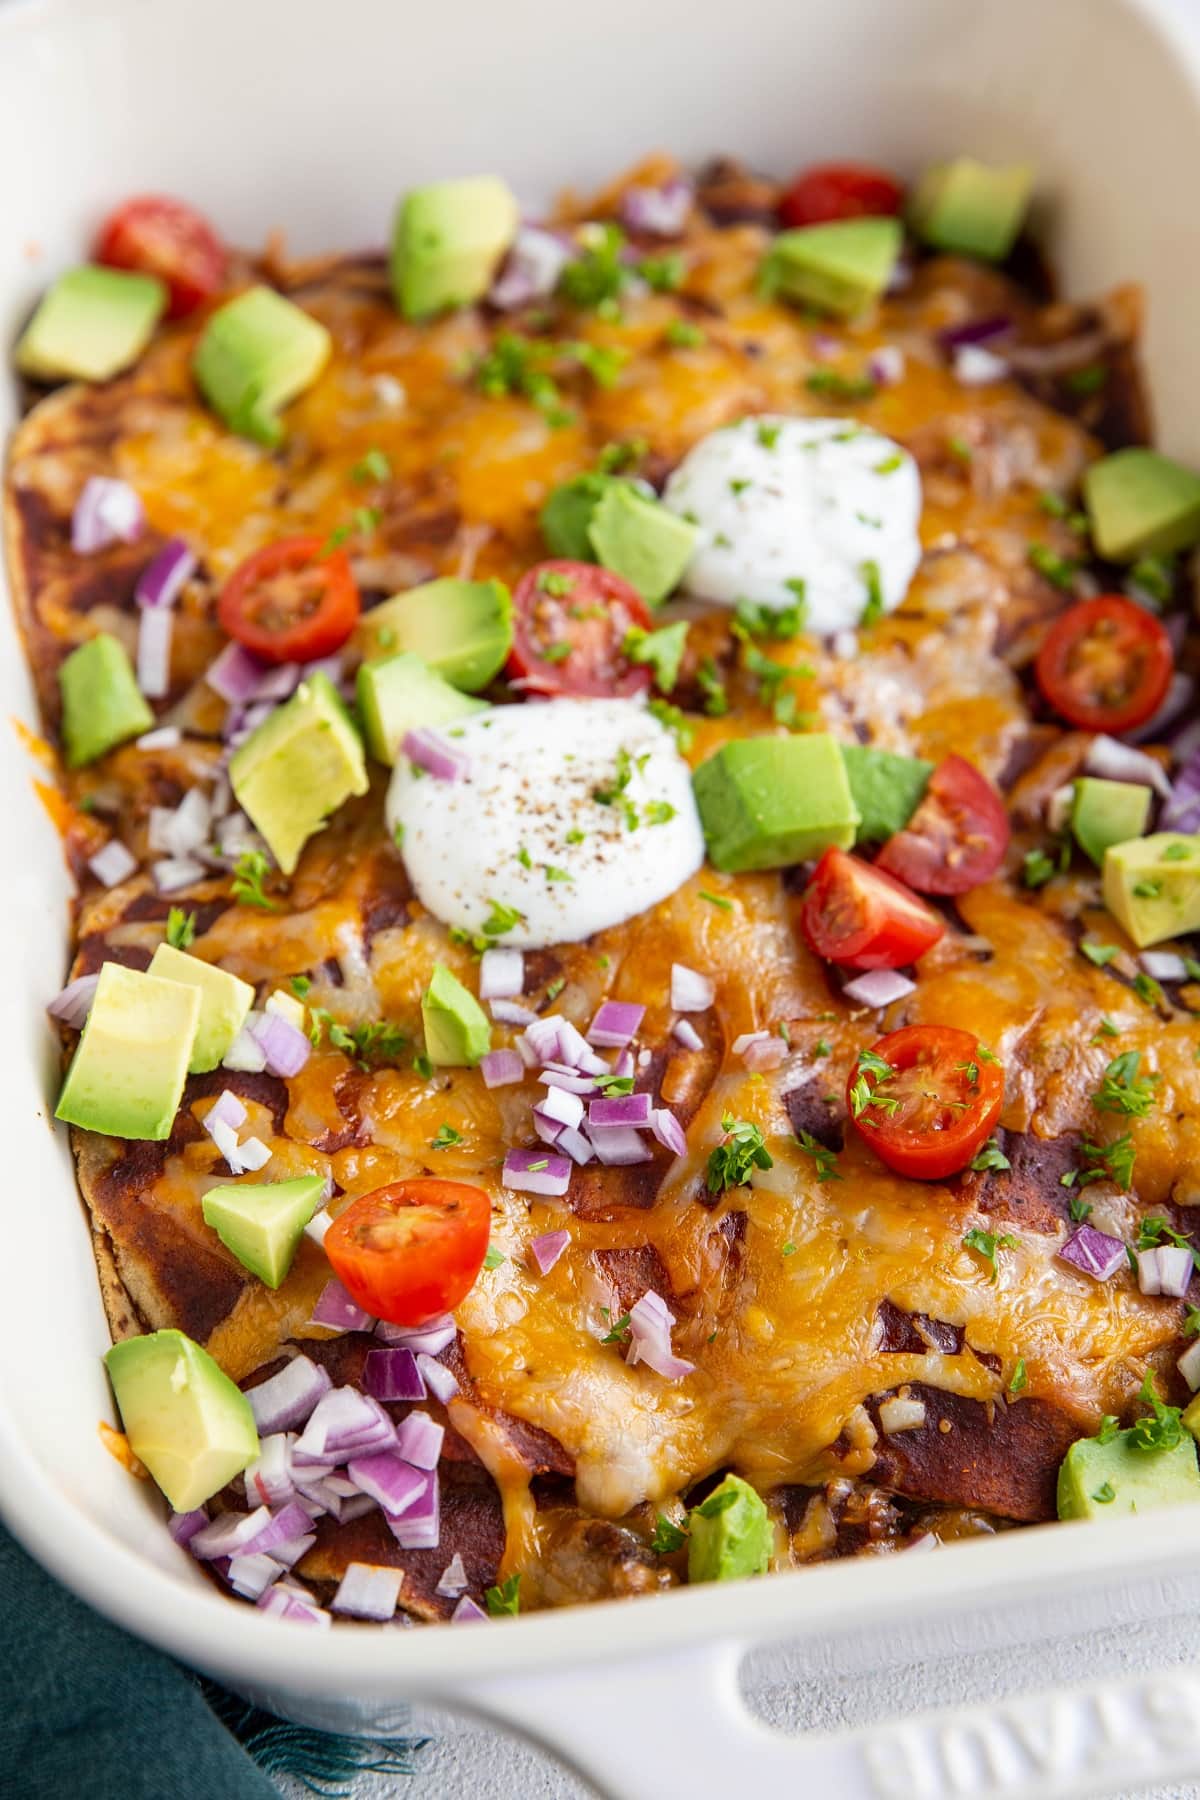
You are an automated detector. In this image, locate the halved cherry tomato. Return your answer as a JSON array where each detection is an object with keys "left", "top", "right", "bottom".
[
  {"left": 218, "top": 536, "right": 360, "bottom": 665},
  {"left": 508, "top": 561, "right": 654, "bottom": 697},
  {"left": 846, "top": 1025, "right": 1005, "bottom": 1180},
  {"left": 779, "top": 163, "right": 904, "bottom": 229},
  {"left": 94, "top": 195, "right": 227, "bottom": 319},
  {"left": 325, "top": 1179, "right": 491, "bottom": 1326},
  {"left": 875, "top": 755, "right": 1010, "bottom": 895},
  {"left": 799, "top": 848, "right": 945, "bottom": 970},
  {"left": 1034, "top": 595, "right": 1173, "bottom": 734}
]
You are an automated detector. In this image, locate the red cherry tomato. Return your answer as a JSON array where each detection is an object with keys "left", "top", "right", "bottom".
[
  {"left": 799, "top": 847, "right": 945, "bottom": 970},
  {"left": 508, "top": 560, "right": 655, "bottom": 697},
  {"left": 94, "top": 195, "right": 227, "bottom": 319},
  {"left": 846, "top": 1025, "right": 1005, "bottom": 1181},
  {"left": 779, "top": 163, "right": 904, "bottom": 229},
  {"left": 218, "top": 536, "right": 360, "bottom": 665},
  {"left": 875, "top": 755, "right": 1010, "bottom": 896},
  {"left": 1034, "top": 595, "right": 1173, "bottom": 735},
  {"left": 324, "top": 1179, "right": 492, "bottom": 1326}
]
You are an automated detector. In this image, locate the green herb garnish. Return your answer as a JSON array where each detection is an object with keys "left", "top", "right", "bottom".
[
  {"left": 165, "top": 907, "right": 196, "bottom": 949},
  {"left": 231, "top": 849, "right": 279, "bottom": 911},
  {"left": 706, "top": 1114, "right": 774, "bottom": 1194}
]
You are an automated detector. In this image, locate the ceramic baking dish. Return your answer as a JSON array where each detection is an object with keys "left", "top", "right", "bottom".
[{"left": 4, "top": 0, "right": 1200, "bottom": 1792}]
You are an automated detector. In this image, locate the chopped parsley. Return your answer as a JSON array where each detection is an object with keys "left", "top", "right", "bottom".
[
  {"left": 310, "top": 1016, "right": 410, "bottom": 1070},
  {"left": 874, "top": 452, "right": 904, "bottom": 475},
  {"left": 1129, "top": 1372, "right": 1184, "bottom": 1453},
  {"left": 596, "top": 437, "right": 648, "bottom": 474},
  {"left": 231, "top": 849, "right": 279, "bottom": 911},
  {"left": 860, "top": 558, "right": 884, "bottom": 626},
  {"left": 782, "top": 1241, "right": 797, "bottom": 1257},
  {"left": 481, "top": 899, "right": 525, "bottom": 938},
  {"left": 594, "top": 1072, "right": 634, "bottom": 1097},
  {"left": 706, "top": 1114, "right": 774, "bottom": 1194},
  {"left": 544, "top": 863, "right": 573, "bottom": 882},
  {"left": 1022, "top": 847, "right": 1059, "bottom": 889},
  {"left": 969, "top": 1137, "right": 1011, "bottom": 1174},
  {"left": 536, "top": 568, "right": 576, "bottom": 598},
  {"left": 1009, "top": 1358, "right": 1027, "bottom": 1396},
  {"left": 734, "top": 595, "right": 805, "bottom": 639},
  {"left": 413, "top": 1052, "right": 434, "bottom": 1079},
  {"left": 665, "top": 318, "right": 705, "bottom": 349},
  {"left": 697, "top": 657, "right": 729, "bottom": 717},
  {"left": 624, "top": 620, "right": 689, "bottom": 692},
  {"left": 1068, "top": 1194, "right": 1093, "bottom": 1223},
  {"left": 795, "top": 1129, "right": 842, "bottom": 1182},
  {"left": 165, "top": 907, "right": 196, "bottom": 949},
  {"left": 1081, "top": 941, "right": 1120, "bottom": 968},
  {"left": 1094, "top": 1050, "right": 1158, "bottom": 1118},
  {"left": 290, "top": 975, "right": 311, "bottom": 999},
  {"left": 805, "top": 368, "right": 876, "bottom": 402},
  {"left": 1183, "top": 1306, "right": 1200, "bottom": 1338},
  {"left": 647, "top": 698, "right": 694, "bottom": 751},
  {"left": 699, "top": 889, "right": 733, "bottom": 912},
  {"left": 1065, "top": 362, "right": 1108, "bottom": 396},
  {"left": 1128, "top": 554, "right": 1176, "bottom": 605},
  {"left": 1133, "top": 971, "right": 1165, "bottom": 1010},
  {"left": 482, "top": 1245, "right": 506, "bottom": 1270},
  {"left": 1078, "top": 1132, "right": 1136, "bottom": 1191},
  {"left": 350, "top": 448, "right": 392, "bottom": 485},
  {"left": 756, "top": 421, "right": 782, "bottom": 450},
  {"left": 430, "top": 1123, "right": 462, "bottom": 1150},
  {"left": 963, "top": 1227, "right": 1019, "bottom": 1282},
  {"left": 848, "top": 1047, "right": 899, "bottom": 1121},
  {"left": 1091, "top": 1482, "right": 1116, "bottom": 1504},
  {"left": 601, "top": 1311, "right": 632, "bottom": 1344},
  {"left": 484, "top": 1574, "right": 522, "bottom": 1617},
  {"left": 651, "top": 1515, "right": 689, "bottom": 1554},
  {"left": 1027, "top": 543, "right": 1077, "bottom": 591},
  {"left": 1134, "top": 1215, "right": 1197, "bottom": 1265}
]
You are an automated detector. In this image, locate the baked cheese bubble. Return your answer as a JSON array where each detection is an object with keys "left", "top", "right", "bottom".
[
  {"left": 386, "top": 697, "right": 705, "bottom": 950},
  {"left": 662, "top": 415, "right": 922, "bottom": 632}
]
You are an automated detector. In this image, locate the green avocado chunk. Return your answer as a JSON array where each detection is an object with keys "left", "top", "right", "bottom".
[
  {"left": 202, "top": 1175, "right": 323, "bottom": 1288},
  {"left": 1057, "top": 1426, "right": 1200, "bottom": 1521},
  {"left": 390, "top": 176, "right": 519, "bottom": 322},
  {"left": 229, "top": 671, "right": 368, "bottom": 876},
  {"left": 193, "top": 285, "right": 331, "bottom": 448},
  {"left": 540, "top": 473, "right": 624, "bottom": 560},
  {"left": 1083, "top": 449, "right": 1200, "bottom": 562},
  {"left": 105, "top": 1328, "right": 259, "bottom": 1513},
  {"left": 421, "top": 963, "right": 491, "bottom": 1067},
  {"left": 1071, "top": 777, "right": 1152, "bottom": 868},
  {"left": 1103, "top": 832, "right": 1200, "bottom": 947},
  {"left": 147, "top": 943, "right": 254, "bottom": 1073},
  {"left": 56, "top": 961, "right": 200, "bottom": 1141},
  {"left": 841, "top": 744, "right": 933, "bottom": 844},
  {"left": 759, "top": 217, "right": 902, "bottom": 318},
  {"left": 907, "top": 158, "right": 1033, "bottom": 262},
  {"left": 586, "top": 483, "right": 697, "bottom": 605},
  {"left": 358, "top": 579, "right": 513, "bottom": 692},
  {"left": 692, "top": 734, "right": 859, "bottom": 872},
  {"left": 16, "top": 265, "right": 166, "bottom": 383},
  {"left": 687, "top": 1474, "right": 772, "bottom": 1583},
  {"left": 357, "top": 652, "right": 486, "bottom": 766},
  {"left": 58, "top": 632, "right": 155, "bottom": 768}
]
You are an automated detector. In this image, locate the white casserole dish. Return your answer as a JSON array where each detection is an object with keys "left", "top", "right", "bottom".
[{"left": 4, "top": 0, "right": 1200, "bottom": 1792}]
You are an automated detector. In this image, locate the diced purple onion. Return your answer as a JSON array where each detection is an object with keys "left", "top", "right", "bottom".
[
  {"left": 239, "top": 1500, "right": 316, "bottom": 1558},
  {"left": 1085, "top": 734, "right": 1172, "bottom": 800},
  {"left": 1171, "top": 717, "right": 1200, "bottom": 765},
  {"left": 503, "top": 1148, "right": 572, "bottom": 1196},
  {"left": 650, "top": 1107, "right": 687, "bottom": 1157},
  {"left": 385, "top": 1472, "right": 440, "bottom": 1549},
  {"left": 612, "top": 1048, "right": 635, "bottom": 1080},
  {"left": 190, "top": 1506, "right": 272, "bottom": 1560},
  {"left": 868, "top": 345, "right": 905, "bottom": 387},
  {"left": 136, "top": 537, "right": 196, "bottom": 609},
  {"left": 452, "top": 1595, "right": 487, "bottom": 1624},
  {"left": 1057, "top": 1224, "right": 1127, "bottom": 1282},
  {"left": 244, "top": 1433, "right": 296, "bottom": 1508},
  {"left": 529, "top": 1229, "right": 570, "bottom": 1276},
  {"left": 228, "top": 1552, "right": 282, "bottom": 1600},
  {"left": 152, "top": 855, "right": 206, "bottom": 895},
  {"left": 435, "top": 1551, "right": 468, "bottom": 1597},
  {"left": 71, "top": 476, "right": 145, "bottom": 553},
  {"left": 245, "top": 1356, "right": 332, "bottom": 1434},
  {"left": 953, "top": 344, "right": 1008, "bottom": 386},
  {"left": 533, "top": 1108, "right": 564, "bottom": 1147},
  {"left": 1179, "top": 1339, "right": 1200, "bottom": 1392},
  {"left": 348, "top": 1450, "right": 427, "bottom": 1515},
  {"left": 47, "top": 972, "right": 100, "bottom": 1029},
  {"left": 1161, "top": 745, "right": 1200, "bottom": 834},
  {"left": 731, "top": 1030, "right": 788, "bottom": 1071},
  {"left": 204, "top": 1089, "right": 247, "bottom": 1135},
  {"left": 248, "top": 1008, "right": 311, "bottom": 1078},
  {"left": 403, "top": 728, "right": 470, "bottom": 782},
  {"left": 556, "top": 1125, "right": 595, "bottom": 1165},
  {"left": 539, "top": 1066, "right": 598, "bottom": 1097},
  {"left": 332, "top": 1561, "right": 404, "bottom": 1620},
  {"left": 481, "top": 1048, "right": 524, "bottom": 1089},
  {"left": 394, "top": 1410, "right": 444, "bottom": 1471},
  {"left": 591, "top": 1126, "right": 653, "bottom": 1167},
  {"left": 311, "top": 1278, "right": 375, "bottom": 1334},
  {"left": 88, "top": 840, "right": 138, "bottom": 888},
  {"left": 137, "top": 724, "right": 182, "bottom": 751},
  {"left": 588, "top": 1090, "right": 652, "bottom": 1130},
  {"left": 257, "top": 1583, "right": 330, "bottom": 1626},
  {"left": 167, "top": 1508, "right": 209, "bottom": 1546},
  {"left": 150, "top": 787, "right": 212, "bottom": 858},
  {"left": 937, "top": 314, "right": 1013, "bottom": 352},
  {"left": 619, "top": 178, "right": 692, "bottom": 237},
  {"left": 842, "top": 969, "right": 917, "bottom": 1009},
  {"left": 417, "top": 1353, "right": 460, "bottom": 1403},
  {"left": 539, "top": 1084, "right": 584, "bottom": 1129},
  {"left": 626, "top": 1289, "right": 695, "bottom": 1380},
  {"left": 206, "top": 642, "right": 277, "bottom": 705},
  {"left": 490, "top": 999, "right": 537, "bottom": 1027},
  {"left": 1138, "top": 1245, "right": 1193, "bottom": 1299},
  {"left": 268, "top": 1531, "right": 316, "bottom": 1569},
  {"left": 673, "top": 1018, "right": 704, "bottom": 1052},
  {"left": 1126, "top": 673, "right": 1195, "bottom": 745},
  {"left": 1141, "top": 951, "right": 1188, "bottom": 983},
  {"left": 223, "top": 1021, "right": 268, "bottom": 1074},
  {"left": 137, "top": 605, "right": 173, "bottom": 699},
  {"left": 363, "top": 1347, "right": 426, "bottom": 1403},
  {"left": 479, "top": 946, "right": 524, "bottom": 1000},
  {"left": 671, "top": 964, "right": 715, "bottom": 1013},
  {"left": 294, "top": 1387, "right": 396, "bottom": 1463},
  {"left": 587, "top": 1000, "right": 646, "bottom": 1047},
  {"left": 489, "top": 225, "right": 573, "bottom": 310},
  {"left": 374, "top": 1314, "right": 456, "bottom": 1356}
]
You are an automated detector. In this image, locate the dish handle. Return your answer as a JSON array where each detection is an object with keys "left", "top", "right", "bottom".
[{"left": 455, "top": 1640, "right": 1200, "bottom": 1799}]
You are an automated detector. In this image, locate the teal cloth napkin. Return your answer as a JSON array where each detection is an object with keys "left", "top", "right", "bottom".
[{"left": 0, "top": 1522, "right": 425, "bottom": 1798}]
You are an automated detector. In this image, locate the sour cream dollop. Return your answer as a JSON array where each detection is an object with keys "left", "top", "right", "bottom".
[
  {"left": 662, "top": 415, "right": 922, "bottom": 632},
  {"left": 386, "top": 698, "right": 704, "bottom": 950}
]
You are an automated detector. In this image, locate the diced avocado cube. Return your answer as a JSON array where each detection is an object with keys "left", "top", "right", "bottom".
[
  {"left": 105, "top": 1328, "right": 258, "bottom": 1512},
  {"left": 1103, "top": 832, "right": 1200, "bottom": 947},
  {"left": 908, "top": 159, "right": 1034, "bottom": 262},
  {"left": 1183, "top": 1393, "right": 1200, "bottom": 1440},
  {"left": 759, "top": 217, "right": 902, "bottom": 319},
  {"left": 16, "top": 265, "right": 166, "bottom": 383},
  {"left": 1071, "top": 777, "right": 1152, "bottom": 868},
  {"left": 229, "top": 671, "right": 368, "bottom": 876},
  {"left": 686, "top": 1474, "right": 772, "bottom": 1583},
  {"left": 390, "top": 176, "right": 519, "bottom": 322},
  {"left": 586, "top": 483, "right": 697, "bottom": 606},
  {"left": 358, "top": 579, "right": 513, "bottom": 693},
  {"left": 58, "top": 633, "right": 155, "bottom": 768},
  {"left": 148, "top": 943, "right": 254, "bottom": 1073},
  {"left": 192, "top": 285, "right": 331, "bottom": 448},
  {"left": 1057, "top": 1426, "right": 1200, "bottom": 1521},
  {"left": 201, "top": 1175, "right": 323, "bottom": 1288},
  {"left": 56, "top": 962, "right": 200, "bottom": 1141},
  {"left": 692, "top": 734, "right": 859, "bottom": 872},
  {"left": 841, "top": 744, "right": 933, "bottom": 844},
  {"left": 357, "top": 652, "right": 486, "bottom": 766},
  {"left": 1083, "top": 449, "right": 1200, "bottom": 563},
  {"left": 541, "top": 473, "right": 624, "bottom": 560},
  {"left": 421, "top": 963, "right": 490, "bottom": 1067}
]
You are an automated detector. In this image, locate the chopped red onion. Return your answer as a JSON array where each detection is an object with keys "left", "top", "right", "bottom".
[
  {"left": 206, "top": 642, "right": 273, "bottom": 704},
  {"left": 246, "top": 1356, "right": 332, "bottom": 1434},
  {"left": 268, "top": 1531, "right": 316, "bottom": 1569},
  {"left": 1057, "top": 1224, "right": 1126, "bottom": 1282},
  {"left": 588, "top": 1090, "right": 652, "bottom": 1129},
  {"left": 150, "top": 788, "right": 212, "bottom": 859},
  {"left": 385, "top": 1472, "right": 440, "bottom": 1549},
  {"left": 1162, "top": 745, "right": 1200, "bottom": 834},
  {"left": 587, "top": 1000, "right": 646, "bottom": 1047},
  {"left": 612, "top": 1048, "right": 635, "bottom": 1080},
  {"left": 1141, "top": 951, "right": 1188, "bottom": 983},
  {"left": 937, "top": 314, "right": 1013, "bottom": 351},
  {"left": 167, "top": 1508, "right": 208, "bottom": 1546},
  {"left": 539, "top": 1066, "right": 599, "bottom": 1096},
  {"left": 137, "top": 605, "right": 173, "bottom": 699},
  {"left": 416, "top": 1353, "right": 460, "bottom": 1403},
  {"left": 672, "top": 1018, "right": 704, "bottom": 1052},
  {"left": 311, "top": 1278, "right": 375, "bottom": 1334},
  {"left": 71, "top": 476, "right": 145, "bottom": 553},
  {"left": 953, "top": 344, "right": 1008, "bottom": 386},
  {"left": 394, "top": 1410, "right": 444, "bottom": 1471},
  {"left": 294, "top": 1387, "right": 396, "bottom": 1463},
  {"left": 533, "top": 1107, "right": 565, "bottom": 1147},
  {"left": 239, "top": 1501, "right": 316, "bottom": 1557},
  {"left": 47, "top": 972, "right": 100, "bottom": 1029},
  {"left": 489, "top": 225, "right": 573, "bottom": 310},
  {"left": 650, "top": 1107, "right": 687, "bottom": 1157},
  {"left": 136, "top": 537, "right": 196, "bottom": 609},
  {"left": 529, "top": 1229, "right": 570, "bottom": 1275},
  {"left": 374, "top": 1313, "right": 456, "bottom": 1355},
  {"left": 670, "top": 964, "right": 714, "bottom": 1013},
  {"left": 1179, "top": 1339, "right": 1200, "bottom": 1392},
  {"left": 435, "top": 1551, "right": 468, "bottom": 1597},
  {"left": 490, "top": 999, "right": 537, "bottom": 1027},
  {"left": 248, "top": 1008, "right": 311, "bottom": 1078},
  {"left": 207, "top": 1109, "right": 271, "bottom": 1175},
  {"left": 619, "top": 178, "right": 692, "bottom": 237},
  {"left": 731, "top": 1030, "right": 788, "bottom": 1071},
  {"left": 136, "top": 725, "right": 182, "bottom": 751},
  {"left": 479, "top": 946, "right": 524, "bottom": 1000},
  {"left": 451, "top": 1595, "right": 487, "bottom": 1624},
  {"left": 539, "top": 1085, "right": 585, "bottom": 1129},
  {"left": 1138, "top": 1245, "right": 1193, "bottom": 1299},
  {"left": 348, "top": 1450, "right": 427, "bottom": 1515},
  {"left": 481, "top": 1048, "right": 524, "bottom": 1089},
  {"left": 257, "top": 1584, "right": 330, "bottom": 1626},
  {"left": 88, "top": 840, "right": 138, "bottom": 887},
  {"left": 228, "top": 1552, "right": 287, "bottom": 1600},
  {"left": 152, "top": 855, "right": 206, "bottom": 894},
  {"left": 842, "top": 969, "right": 917, "bottom": 1009},
  {"left": 244, "top": 1433, "right": 296, "bottom": 1508},
  {"left": 556, "top": 1125, "right": 595, "bottom": 1165},
  {"left": 304, "top": 1206, "right": 333, "bottom": 1249},
  {"left": 190, "top": 1507, "right": 272, "bottom": 1560},
  {"left": 626, "top": 1289, "right": 695, "bottom": 1380},
  {"left": 332, "top": 1562, "right": 404, "bottom": 1621},
  {"left": 223, "top": 1021, "right": 268, "bottom": 1073},
  {"left": 868, "top": 345, "right": 905, "bottom": 387},
  {"left": 1085, "top": 734, "right": 1172, "bottom": 800},
  {"left": 503, "top": 1148, "right": 572, "bottom": 1195},
  {"left": 1171, "top": 718, "right": 1200, "bottom": 765},
  {"left": 591, "top": 1126, "right": 653, "bottom": 1166},
  {"left": 363, "top": 1347, "right": 426, "bottom": 1403},
  {"left": 403, "top": 727, "right": 470, "bottom": 782},
  {"left": 1045, "top": 782, "right": 1076, "bottom": 835},
  {"left": 204, "top": 1089, "right": 247, "bottom": 1135},
  {"left": 1126, "top": 673, "right": 1195, "bottom": 745}
]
